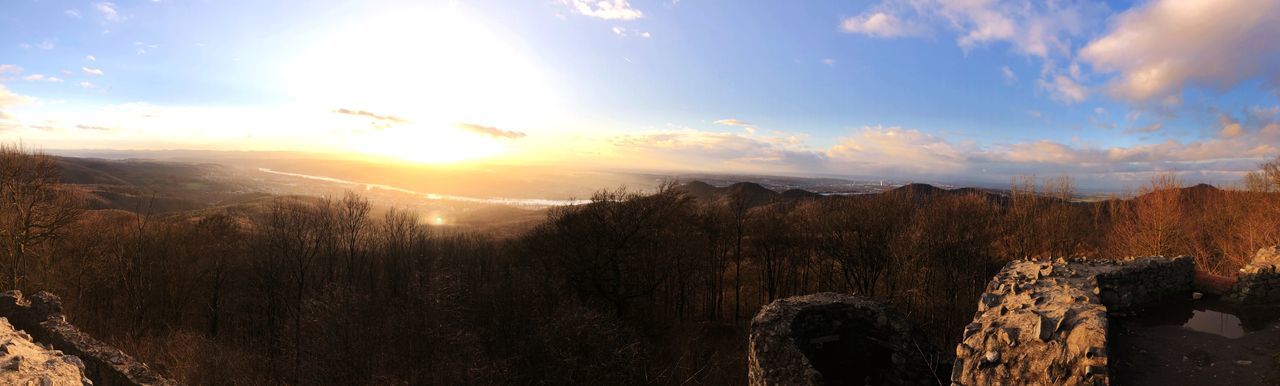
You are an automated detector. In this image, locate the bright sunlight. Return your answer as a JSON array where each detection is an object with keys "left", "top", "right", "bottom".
[{"left": 284, "top": 2, "right": 561, "bottom": 164}]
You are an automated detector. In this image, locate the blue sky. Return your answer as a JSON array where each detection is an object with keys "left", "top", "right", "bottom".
[{"left": 2, "top": 0, "right": 1280, "bottom": 189}]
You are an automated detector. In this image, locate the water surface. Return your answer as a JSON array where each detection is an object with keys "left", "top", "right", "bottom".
[{"left": 1122, "top": 297, "right": 1280, "bottom": 339}]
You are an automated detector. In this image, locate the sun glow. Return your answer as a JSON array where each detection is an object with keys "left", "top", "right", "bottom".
[
  {"left": 285, "top": 3, "right": 562, "bottom": 164},
  {"left": 352, "top": 123, "right": 507, "bottom": 164}
]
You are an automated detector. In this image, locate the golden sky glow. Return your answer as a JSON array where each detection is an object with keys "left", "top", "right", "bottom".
[
  {"left": 282, "top": 3, "right": 565, "bottom": 164},
  {"left": 3, "top": 0, "right": 1280, "bottom": 188}
]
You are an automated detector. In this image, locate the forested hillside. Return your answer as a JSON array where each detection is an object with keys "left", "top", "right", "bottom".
[{"left": 3, "top": 145, "right": 1280, "bottom": 384}]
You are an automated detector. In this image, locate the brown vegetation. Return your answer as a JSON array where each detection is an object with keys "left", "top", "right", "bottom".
[{"left": 3, "top": 145, "right": 1280, "bottom": 384}]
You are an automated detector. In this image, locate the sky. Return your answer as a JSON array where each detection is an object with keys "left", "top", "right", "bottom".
[{"left": 1, "top": 0, "right": 1280, "bottom": 189}]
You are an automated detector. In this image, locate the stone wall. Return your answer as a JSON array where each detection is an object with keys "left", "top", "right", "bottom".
[
  {"left": 1094, "top": 255, "right": 1196, "bottom": 312},
  {"left": 951, "top": 256, "right": 1193, "bottom": 386},
  {"left": 747, "top": 292, "right": 943, "bottom": 386},
  {"left": 1224, "top": 246, "right": 1280, "bottom": 304},
  {"left": 0, "top": 291, "right": 175, "bottom": 386}
]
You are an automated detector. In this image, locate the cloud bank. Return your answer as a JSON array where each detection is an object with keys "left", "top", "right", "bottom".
[{"left": 600, "top": 118, "right": 1280, "bottom": 188}]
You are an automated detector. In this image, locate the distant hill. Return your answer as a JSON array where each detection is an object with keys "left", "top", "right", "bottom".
[
  {"left": 676, "top": 181, "right": 721, "bottom": 200},
  {"left": 57, "top": 157, "right": 232, "bottom": 187},
  {"left": 1134, "top": 183, "right": 1225, "bottom": 201},
  {"left": 781, "top": 188, "right": 821, "bottom": 200},
  {"left": 1179, "top": 183, "right": 1222, "bottom": 198},
  {"left": 674, "top": 180, "right": 1022, "bottom": 207},
  {"left": 676, "top": 180, "right": 809, "bottom": 206},
  {"left": 881, "top": 183, "right": 1011, "bottom": 204},
  {"left": 54, "top": 157, "right": 252, "bottom": 214}
]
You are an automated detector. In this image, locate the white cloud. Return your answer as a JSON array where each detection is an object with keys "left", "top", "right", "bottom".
[
  {"left": 132, "top": 42, "right": 159, "bottom": 55},
  {"left": 842, "top": 0, "right": 1117, "bottom": 107},
  {"left": 78, "top": 82, "right": 95, "bottom": 89},
  {"left": 1080, "top": 0, "right": 1280, "bottom": 102},
  {"left": 713, "top": 118, "right": 758, "bottom": 134},
  {"left": 82, "top": 67, "right": 104, "bottom": 76},
  {"left": 0, "top": 65, "right": 20, "bottom": 75},
  {"left": 1218, "top": 114, "right": 1244, "bottom": 138},
  {"left": 75, "top": 124, "right": 116, "bottom": 131},
  {"left": 591, "top": 119, "right": 1280, "bottom": 186},
  {"left": 64, "top": 9, "right": 81, "bottom": 19},
  {"left": 35, "top": 40, "right": 55, "bottom": 50},
  {"left": 21, "top": 74, "right": 45, "bottom": 81},
  {"left": 823, "top": 58, "right": 837, "bottom": 66},
  {"left": 840, "top": 12, "right": 927, "bottom": 38},
  {"left": 562, "top": 0, "right": 643, "bottom": 20},
  {"left": 95, "top": 2, "right": 120, "bottom": 21},
  {"left": 832, "top": 124, "right": 1277, "bottom": 186},
  {"left": 713, "top": 118, "right": 753, "bottom": 127},
  {"left": 1002, "top": 66, "right": 1017, "bottom": 82},
  {"left": 0, "top": 84, "right": 32, "bottom": 131},
  {"left": 828, "top": 126, "right": 974, "bottom": 173},
  {"left": 611, "top": 26, "right": 651, "bottom": 38},
  {"left": 1038, "top": 74, "right": 1088, "bottom": 104},
  {"left": 1124, "top": 122, "right": 1162, "bottom": 134},
  {"left": 845, "top": 0, "right": 1107, "bottom": 58},
  {"left": 607, "top": 128, "right": 822, "bottom": 172},
  {"left": 456, "top": 122, "right": 527, "bottom": 139},
  {"left": 0, "top": 84, "right": 30, "bottom": 108},
  {"left": 85, "top": 55, "right": 96, "bottom": 61}
]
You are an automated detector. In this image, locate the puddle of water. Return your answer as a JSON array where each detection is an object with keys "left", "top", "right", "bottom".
[
  {"left": 1181, "top": 309, "right": 1246, "bottom": 338},
  {"left": 1120, "top": 297, "right": 1280, "bottom": 339}
]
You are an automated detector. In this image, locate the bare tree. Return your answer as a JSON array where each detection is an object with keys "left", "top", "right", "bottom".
[
  {"left": 255, "top": 197, "right": 334, "bottom": 383},
  {"left": 1109, "top": 175, "right": 1186, "bottom": 258},
  {"left": 802, "top": 195, "right": 903, "bottom": 296},
  {"left": 336, "top": 192, "right": 371, "bottom": 283},
  {"left": 749, "top": 204, "right": 798, "bottom": 302},
  {"left": 0, "top": 144, "right": 82, "bottom": 289},
  {"left": 534, "top": 184, "right": 691, "bottom": 316},
  {"left": 693, "top": 202, "right": 731, "bottom": 320},
  {"left": 724, "top": 189, "right": 753, "bottom": 323}
]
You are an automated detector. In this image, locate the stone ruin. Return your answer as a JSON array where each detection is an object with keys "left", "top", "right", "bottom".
[
  {"left": 747, "top": 292, "right": 943, "bottom": 385},
  {"left": 1223, "top": 246, "right": 1280, "bottom": 304},
  {"left": 951, "top": 256, "right": 1193, "bottom": 385},
  {"left": 0, "top": 291, "right": 174, "bottom": 386},
  {"left": 748, "top": 256, "right": 1198, "bottom": 386}
]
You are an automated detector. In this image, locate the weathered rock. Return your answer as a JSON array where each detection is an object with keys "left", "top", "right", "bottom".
[
  {"left": 0, "top": 317, "right": 88, "bottom": 386},
  {"left": 951, "top": 256, "right": 1194, "bottom": 386},
  {"left": 0, "top": 291, "right": 174, "bottom": 386},
  {"left": 748, "top": 293, "right": 942, "bottom": 385}
]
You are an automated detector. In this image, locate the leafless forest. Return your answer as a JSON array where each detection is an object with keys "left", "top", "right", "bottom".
[{"left": 3, "top": 144, "right": 1280, "bottom": 385}]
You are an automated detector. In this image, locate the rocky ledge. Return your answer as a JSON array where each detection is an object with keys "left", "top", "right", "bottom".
[
  {"left": 1224, "top": 246, "right": 1280, "bottom": 304},
  {"left": 0, "top": 317, "right": 90, "bottom": 386},
  {"left": 951, "top": 256, "right": 1194, "bottom": 386},
  {"left": 0, "top": 291, "right": 174, "bottom": 386}
]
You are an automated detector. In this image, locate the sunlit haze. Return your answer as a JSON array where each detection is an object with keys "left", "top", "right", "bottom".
[
  {"left": 5, "top": 2, "right": 1280, "bottom": 384},
  {"left": 2, "top": 0, "right": 1280, "bottom": 189}
]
